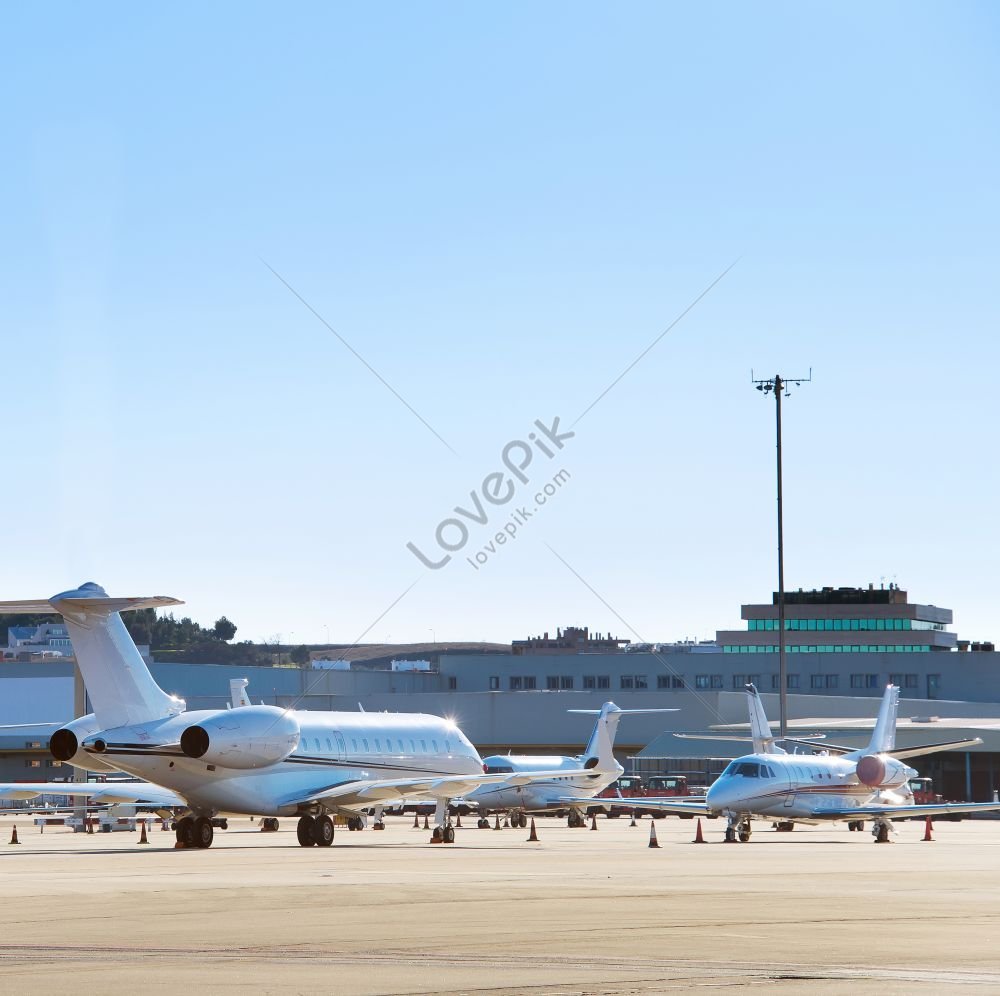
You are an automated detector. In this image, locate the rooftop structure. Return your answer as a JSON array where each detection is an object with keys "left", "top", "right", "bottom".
[
  {"left": 716, "top": 584, "right": 957, "bottom": 655},
  {"left": 512, "top": 626, "right": 630, "bottom": 656}
]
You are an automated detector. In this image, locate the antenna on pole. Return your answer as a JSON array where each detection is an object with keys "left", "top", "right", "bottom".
[{"left": 751, "top": 369, "right": 812, "bottom": 740}]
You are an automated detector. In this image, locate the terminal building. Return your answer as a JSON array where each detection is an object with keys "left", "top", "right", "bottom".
[{"left": 2, "top": 584, "right": 999, "bottom": 802}]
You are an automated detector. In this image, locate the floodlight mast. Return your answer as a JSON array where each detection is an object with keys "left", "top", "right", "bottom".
[{"left": 751, "top": 369, "right": 811, "bottom": 740}]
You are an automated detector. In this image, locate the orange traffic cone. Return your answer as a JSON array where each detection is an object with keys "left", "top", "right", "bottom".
[
  {"left": 629, "top": 810, "right": 637, "bottom": 827},
  {"left": 923, "top": 815, "right": 934, "bottom": 841},
  {"left": 527, "top": 817, "right": 539, "bottom": 841},
  {"left": 590, "top": 813, "right": 598, "bottom": 830},
  {"left": 137, "top": 820, "right": 149, "bottom": 845},
  {"left": 648, "top": 822, "right": 659, "bottom": 848},
  {"left": 693, "top": 819, "right": 705, "bottom": 844},
  {"left": 456, "top": 812, "right": 462, "bottom": 828},
  {"left": 9, "top": 825, "right": 20, "bottom": 845},
  {"left": 493, "top": 814, "right": 501, "bottom": 830},
  {"left": 412, "top": 812, "right": 420, "bottom": 829},
  {"left": 423, "top": 814, "right": 430, "bottom": 830}
]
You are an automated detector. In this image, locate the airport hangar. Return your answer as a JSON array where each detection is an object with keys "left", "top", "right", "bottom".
[{"left": 2, "top": 584, "right": 999, "bottom": 800}]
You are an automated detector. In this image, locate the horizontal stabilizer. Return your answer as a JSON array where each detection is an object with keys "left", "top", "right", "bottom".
[
  {"left": 891, "top": 737, "right": 983, "bottom": 759},
  {"left": 778, "top": 737, "right": 854, "bottom": 754},
  {"left": 0, "top": 595, "right": 183, "bottom": 615},
  {"left": 567, "top": 708, "right": 679, "bottom": 715}
]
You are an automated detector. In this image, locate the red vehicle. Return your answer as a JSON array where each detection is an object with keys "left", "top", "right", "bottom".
[
  {"left": 643, "top": 774, "right": 694, "bottom": 819},
  {"left": 596, "top": 774, "right": 695, "bottom": 818},
  {"left": 595, "top": 775, "right": 646, "bottom": 818},
  {"left": 908, "top": 777, "right": 941, "bottom": 805}
]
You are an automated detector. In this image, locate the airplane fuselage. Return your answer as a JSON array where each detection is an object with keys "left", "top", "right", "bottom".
[
  {"left": 82, "top": 709, "right": 483, "bottom": 817},
  {"left": 467, "top": 754, "right": 618, "bottom": 813},
  {"left": 705, "top": 751, "right": 917, "bottom": 821}
]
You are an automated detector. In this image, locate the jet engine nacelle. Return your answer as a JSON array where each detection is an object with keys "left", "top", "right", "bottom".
[
  {"left": 49, "top": 714, "right": 119, "bottom": 773},
  {"left": 855, "top": 754, "right": 908, "bottom": 789},
  {"left": 180, "top": 705, "right": 300, "bottom": 770}
]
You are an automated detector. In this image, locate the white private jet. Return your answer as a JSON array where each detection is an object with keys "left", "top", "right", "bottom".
[
  {"left": 638, "top": 683, "right": 1000, "bottom": 842},
  {"left": 0, "top": 583, "right": 578, "bottom": 849},
  {"left": 463, "top": 702, "right": 677, "bottom": 828}
]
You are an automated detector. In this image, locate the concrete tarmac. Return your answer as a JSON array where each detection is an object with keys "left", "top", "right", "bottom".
[{"left": 1, "top": 814, "right": 999, "bottom": 994}]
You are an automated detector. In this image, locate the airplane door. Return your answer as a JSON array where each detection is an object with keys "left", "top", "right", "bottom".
[
  {"left": 775, "top": 763, "right": 795, "bottom": 808},
  {"left": 332, "top": 732, "right": 347, "bottom": 761}
]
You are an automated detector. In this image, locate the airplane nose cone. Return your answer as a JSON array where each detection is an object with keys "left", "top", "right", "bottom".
[{"left": 706, "top": 780, "right": 734, "bottom": 811}]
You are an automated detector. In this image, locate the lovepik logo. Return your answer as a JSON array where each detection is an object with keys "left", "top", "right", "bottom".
[{"left": 406, "top": 417, "right": 575, "bottom": 570}]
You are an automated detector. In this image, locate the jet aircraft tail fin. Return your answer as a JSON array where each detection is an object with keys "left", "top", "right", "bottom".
[
  {"left": 865, "top": 685, "right": 900, "bottom": 755},
  {"left": 569, "top": 703, "right": 677, "bottom": 773},
  {"left": 0, "top": 583, "right": 185, "bottom": 731},
  {"left": 745, "top": 684, "right": 785, "bottom": 755}
]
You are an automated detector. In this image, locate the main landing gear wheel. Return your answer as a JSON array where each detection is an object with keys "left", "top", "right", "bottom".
[
  {"left": 519, "top": 813, "right": 528, "bottom": 829},
  {"left": 314, "top": 815, "right": 334, "bottom": 847},
  {"left": 874, "top": 822, "right": 890, "bottom": 844},
  {"left": 443, "top": 825, "right": 456, "bottom": 844},
  {"left": 175, "top": 816, "right": 195, "bottom": 846},
  {"left": 347, "top": 816, "right": 364, "bottom": 832},
  {"left": 567, "top": 811, "right": 583, "bottom": 828},
  {"left": 297, "top": 815, "right": 316, "bottom": 847},
  {"left": 477, "top": 818, "right": 489, "bottom": 829},
  {"left": 194, "top": 816, "right": 214, "bottom": 848}
]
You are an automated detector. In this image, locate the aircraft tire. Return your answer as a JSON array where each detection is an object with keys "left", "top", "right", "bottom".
[
  {"left": 177, "top": 816, "right": 196, "bottom": 846},
  {"left": 314, "top": 815, "right": 335, "bottom": 847},
  {"left": 297, "top": 816, "right": 316, "bottom": 846},
  {"left": 194, "top": 817, "right": 214, "bottom": 849},
  {"left": 519, "top": 813, "right": 528, "bottom": 829},
  {"left": 444, "top": 825, "right": 456, "bottom": 844}
]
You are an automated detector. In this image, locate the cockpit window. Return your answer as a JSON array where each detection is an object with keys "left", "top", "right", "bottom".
[{"left": 733, "top": 762, "right": 760, "bottom": 777}]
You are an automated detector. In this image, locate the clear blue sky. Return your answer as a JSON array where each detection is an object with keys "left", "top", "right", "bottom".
[{"left": 4, "top": 3, "right": 999, "bottom": 646}]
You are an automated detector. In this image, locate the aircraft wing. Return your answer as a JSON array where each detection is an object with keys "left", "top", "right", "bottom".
[
  {"left": 813, "top": 801, "right": 1000, "bottom": 820},
  {"left": 286, "top": 769, "right": 583, "bottom": 809},
  {"left": 0, "top": 782, "right": 185, "bottom": 807}
]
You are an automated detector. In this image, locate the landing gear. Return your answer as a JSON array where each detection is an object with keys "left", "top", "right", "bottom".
[
  {"left": 175, "top": 816, "right": 195, "bottom": 846},
  {"left": 175, "top": 815, "right": 214, "bottom": 848},
  {"left": 725, "top": 816, "right": 751, "bottom": 843},
  {"left": 194, "top": 816, "right": 214, "bottom": 848},
  {"left": 848, "top": 819, "right": 864, "bottom": 832},
  {"left": 567, "top": 810, "right": 585, "bottom": 828},
  {"left": 372, "top": 821, "right": 385, "bottom": 831},
  {"left": 314, "top": 815, "right": 334, "bottom": 847},
  {"left": 297, "top": 815, "right": 316, "bottom": 847},
  {"left": 873, "top": 819, "right": 892, "bottom": 844},
  {"left": 477, "top": 818, "right": 490, "bottom": 829},
  {"left": 775, "top": 821, "right": 794, "bottom": 832},
  {"left": 260, "top": 817, "right": 279, "bottom": 832},
  {"left": 347, "top": 816, "right": 364, "bottom": 831}
]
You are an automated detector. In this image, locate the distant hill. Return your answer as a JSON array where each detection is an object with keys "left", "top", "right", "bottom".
[{"left": 310, "top": 642, "right": 509, "bottom": 668}]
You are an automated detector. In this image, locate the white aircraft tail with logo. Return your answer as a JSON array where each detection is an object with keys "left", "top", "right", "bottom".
[{"left": 0, "top": 582, "right": 185, "bottom": 731}]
